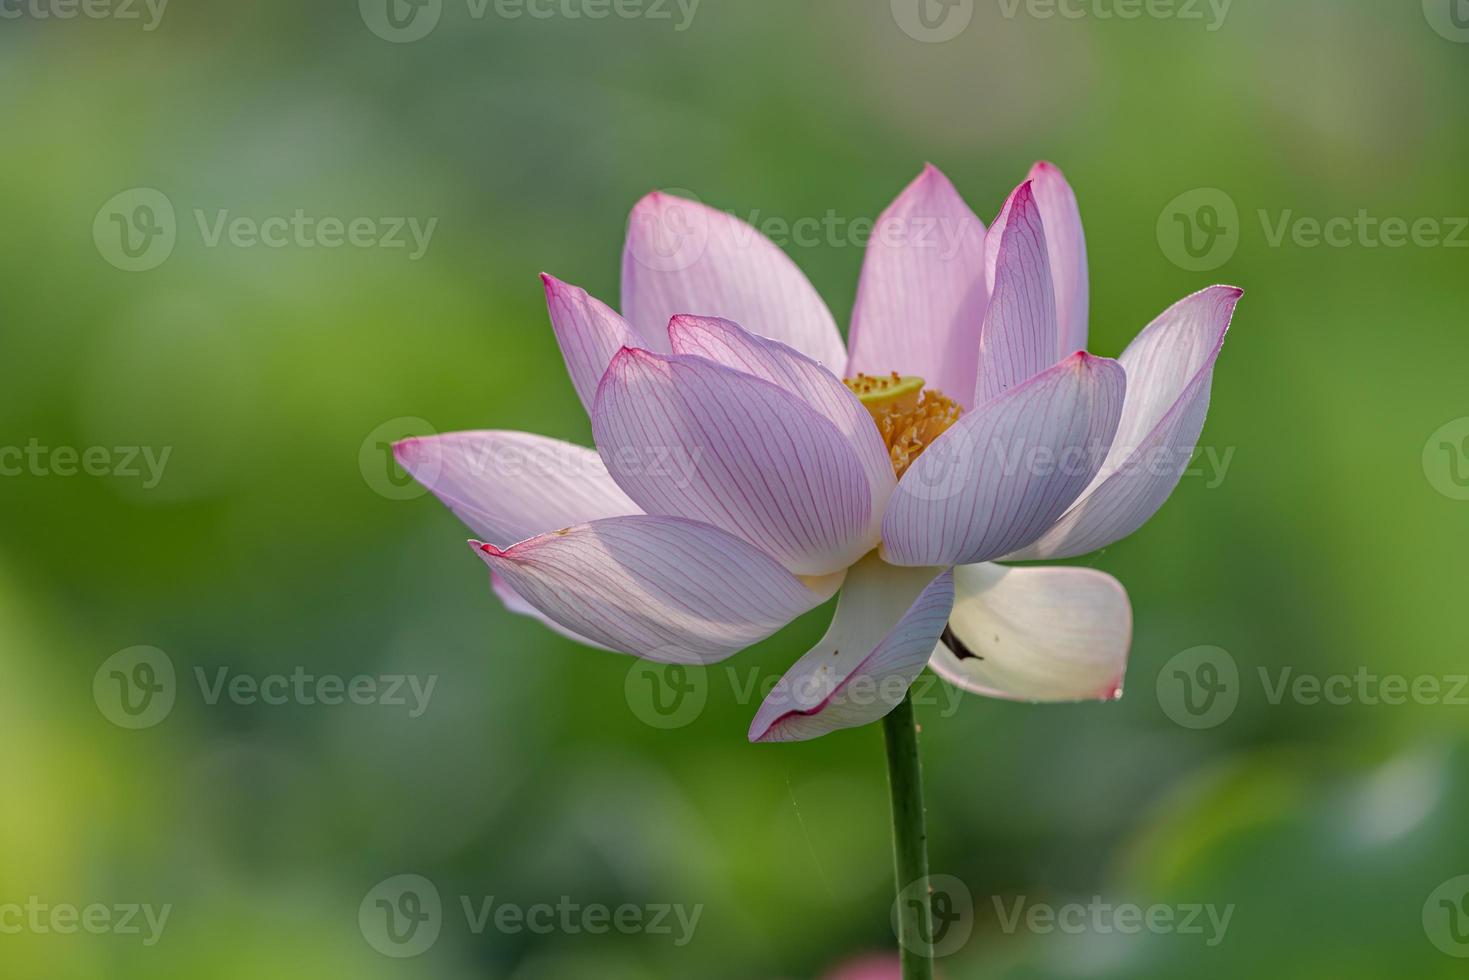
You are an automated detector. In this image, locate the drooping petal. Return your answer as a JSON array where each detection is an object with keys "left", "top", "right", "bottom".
[
  {"left": 846, "top": 165, "right": 989, "bottom": 406},
  {"left": 668, "top": 314, "right": 896, "bottom": 512},
  {"left": 930, "top": 562, "right": 1131, "bottom": 701},
  {"left": 473, "top": 516, "right": 837, "bottom": 664},
  {"left": 491, "top": 570, "right": 613, "bottom": 651},
  {"left": 621, "top": 191, "right": 847, "bottom": 370},
  {"left": 749, "top": 554, "right": 954, "bottom": 742},
  {"left": 1028, "top": 161, "right": 1089, "bottom": 357},
  {"left": 976, "top": 181, "right": 1061, "bottom": 405},
  {"left": 1012, "top": 285, "right": 1242, "bottom": 560},
  {"left": 541, "top": 273, "right": 650, "bottom": 413},
  {"left": 393, "top": 430, "right": 639, "bottom": 548},
  {"left": 592, "top": 348, "right": 876, "bottom": 576},
  {"left": 881, "top": 353, "right": 1125, "bottom": 567}
]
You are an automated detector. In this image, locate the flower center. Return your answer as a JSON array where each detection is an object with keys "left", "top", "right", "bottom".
[{"left": 844, "top": 372, "right": 962, "bottom": 477}]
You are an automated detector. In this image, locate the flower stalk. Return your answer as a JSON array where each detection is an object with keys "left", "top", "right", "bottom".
[{"left": 882, "top": 691, "right": 934, "bottom": 980}]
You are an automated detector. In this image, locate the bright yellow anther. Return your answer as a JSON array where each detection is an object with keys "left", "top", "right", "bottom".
[{"left": 843, "top": 372, "right": 962, "bottom": 478}]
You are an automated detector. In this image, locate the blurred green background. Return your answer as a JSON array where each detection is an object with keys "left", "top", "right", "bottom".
[{"left": 3, "top": 0, "right": 1468, "bottom": 977}]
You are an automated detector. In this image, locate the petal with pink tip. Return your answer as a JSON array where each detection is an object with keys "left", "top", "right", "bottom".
[
  {"left": 749, "top": 554, "right": 954, "bottom": 743},
  {"left": 541, "top": 273, "right": 650, "bottom": 413},
  {"left": 881, "top": 353, "right": 1125, "bottom": 567},
  {"left": 1011, "top": 285, "right": 1242, "bottom": 560},
  {"left": 393, "top": 430, "right": 640, "bottom": 548},
  {"left": 976, "top": 181, "right": 1061, "bottom": 405},
  {"left": 1028, "top": 161, "right": 1089, "bottom": 357},
  {"left": 592, "top": 348, "right": 875, "bottom": 576},
  {"left": 473, "top": 516, "right": 836, "bottom": 664},
  {"left": 668, "top": 314, "right": 895, "bottom": 514},
  {"left": 621, "top": 191, "right": 847, "bottom": 371},
  {"left": 930, "top": 562, "right": 1131, "bottom": 701},
  {"left": 846, "top": 165, "right": 989, "bottom": 406}
]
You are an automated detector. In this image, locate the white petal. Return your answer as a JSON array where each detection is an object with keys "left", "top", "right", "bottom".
[
  {"left": 749, "top": 554, "right": 955, "bottom": 742},
  {"left": 930, "top": 562, "right": 1131, "bottom": 701}
]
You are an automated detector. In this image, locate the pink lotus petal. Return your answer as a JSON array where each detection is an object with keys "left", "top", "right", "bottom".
[
  {"left": 393, "top": 430, "right": 639, "bottom": 548},
  {"left": 541, "top": 273, "right": 650, "bottom": 413},
  {"left": 491, "top": 570, "right": 613, "bottom": 651},
  {"left": 472, "top": 516, "right": 836, "bottom": 664},
  {"left": 846, "top": 164, "right": 989, "bottom": 407},
  {"left": 1028, "top": 161, "right": 1089, "bottom": 357},
  {"left": 881, "top": 353, "right": 1125, "bottom": 567},
  {"left": 621, "top": 191, "right": 847, "bottom": 371},
  {"left": 931, "top": 562, "right": 1131, "bottom": 701},
  {"left": 1012, "top": 285, "right": 1242, "bottom": 560},
  {"left": 976, "top": 181, "right": 1062, "bottom": 405},
  {"left": 592, "top": 348, "right": 876, "bottom": 576},
  {"left": 668, "top": 314, "right": 896, "bottom": 516},
  {"left": 749, "top": 554, "right": 954, "bottom": 743}
]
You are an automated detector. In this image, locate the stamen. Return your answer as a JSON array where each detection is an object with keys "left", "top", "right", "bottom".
[{"left": 844, "top": 372, "right": 963, "bottom": 477}]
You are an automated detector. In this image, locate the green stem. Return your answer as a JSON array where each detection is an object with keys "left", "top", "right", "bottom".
[{"left": 882, "top": 692, "right": 934, "bottom": 980}]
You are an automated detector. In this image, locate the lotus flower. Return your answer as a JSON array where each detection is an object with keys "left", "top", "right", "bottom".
[{"left": 395, "top": 163, "right": 1242, "bottom": 742}]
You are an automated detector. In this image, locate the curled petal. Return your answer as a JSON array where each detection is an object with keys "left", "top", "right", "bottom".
[
  {"left": 473, "top": 516, "right": 837, "bottom": 664},
  {"left": 668, "top": 314, "right": 895, "bottom": 514},
  {"left": 931, "top": 562, "right": 1131, "bottom": 702},
  {"left": 881, "top": 353, "right": 1125, "bottom": 567},
  {"left": 1013, "top": 285, "right": 1242, "bottom": 560},
  {"left": 621, "top": 191, "right": 847, "bottom": 370},
  {"left": 750, "top": 554, "right": 954, "bottom": 742},
  {"left": 1028, "top": 161, "right": 1089, "bottom": 357},
  {"left": 393, "top": 430, "right": 639, "bottom": 548},
  {"left": 977, "top": 181, "right": 1060, "bottom": 405},
  {"left": 592, "top": 348, "right": 876, "bottom": 576},
  {"left": 847, "top": 164, "right": 989, "bottom": 406},
  {"left": 541, "top": 273, "right": 650, "bottom": 413}
]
